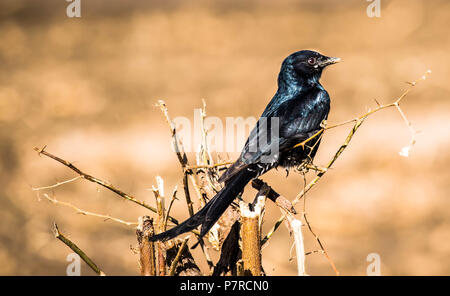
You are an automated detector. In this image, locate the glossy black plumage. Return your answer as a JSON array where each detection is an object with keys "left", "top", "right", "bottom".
[{"left": 149, "top": 50, "right": 339, "bottom": 243}]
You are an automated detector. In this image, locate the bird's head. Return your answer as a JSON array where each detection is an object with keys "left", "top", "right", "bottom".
[{"left": 280, "top": 50, "right": 340, "bottom": 85}]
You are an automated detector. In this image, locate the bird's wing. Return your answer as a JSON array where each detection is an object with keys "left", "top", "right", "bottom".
[{"left": 219, "top": 89, "right": 330, "bottom": 183}]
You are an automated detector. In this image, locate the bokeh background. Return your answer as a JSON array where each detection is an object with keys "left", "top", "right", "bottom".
[{"left": 0, "top": 0, "right": 449, "bottom": 275}]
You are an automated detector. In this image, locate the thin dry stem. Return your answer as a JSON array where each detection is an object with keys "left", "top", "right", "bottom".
[
  {"left": 185, "top": 162, "right": 233, "bottom": 170},
  {"left": 293, "top": 70, "right": 430, "bottom": 153},
  {"left": 158, "top": 100, "right": 214, "bottom": 270},
  {"left": 42, "top": 193, "right": 137, "bottom": 226},
  {"left": 303, "top": 212, "right": 339, "bottom": 276},
  {"left": 32, "top": 176, "right": 82, "bottom": 191},
  {"left": 33, "top": 146, "right": 179, "bottom": 225},
  {"left": 168, "top": 236, "right": 190, "bottom": 276},
  {"left": 163, "top": 186, "right": 178, "bottom": 231},
  {"left": 239, "top": 196, "right": 265, "bottom": 276},
  {"left": 53, "top": 223, "right": 105, "bottom": 276},
  {"left": 157, "top": 100, "right": 197, "bottom": 216},
  {"left": 286, "top": 214, "right": 306, "bottom": 276},
  {"left": 152, "top": 177, "right": 167, "bottom": 276}
]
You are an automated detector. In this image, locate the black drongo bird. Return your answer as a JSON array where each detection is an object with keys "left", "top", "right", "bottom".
[{"left": 149, "top": 50, "right": 340, "bottom": 243}]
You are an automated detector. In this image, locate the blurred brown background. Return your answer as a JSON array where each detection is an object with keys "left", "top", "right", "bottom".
[{"left": 0, "top": 0, "right": 449, "bottom": 275}]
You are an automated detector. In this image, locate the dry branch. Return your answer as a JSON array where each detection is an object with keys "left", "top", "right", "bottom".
[
  {"left": 168, "top": 236, "right": 190, "bottom": 276},
  {"left": 163, "top": 186, "right": 178, "bottom": 231},
  {"left": 286, "top": 214, "right": 306, "bottom": 276},
  {"left": 158, "top": 100, "right": 216, "bottom": 270},
  {"left": 136, "top": 216, "right": 156, "bottom": 276},
  {"left": 33, "top": 146, "right": 179, "bottom": 225},
  {"left": 185, "top": 162, "right": 233, "bottom": 170},
  {"left": 151, "top": 177, "right": 167, "bottom": 276},
  {"left": 157, "top": 100, "right": 197, "bottom": 216},
  {"left": 42, "top": 193, "right": 137, "bottom": 227},
  {"left": 32, "top": 176, "right": 81, "bottom": 191},
  {"left": 165, "top": 239, "right": 202, "bottom": 276},
  {"left": 303, "top": 212, "right": 339, "bottom": 275}
]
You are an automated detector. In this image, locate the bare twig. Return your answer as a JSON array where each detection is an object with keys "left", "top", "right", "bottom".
[
  {"left": 185, "top": 162, "right": 233, "bottom": 170},
  {"left": 32, "top": 176, "right": 82, "bottom": 191},
  {"left": 158, "top": 100, "right": 214, "bottom": 270},
  {"left": 165, "top": 239, "right": 202, "bottom": 276},
  {"left": 53, "top": 223, "right": 105, "bottom": 276},
  {"left": 33, "top": 146, "right": 179, "bottom": 225},
  {"left": 303, "top": 213, "right": 339, "bottom": 276},
  {"left": 157, "top": 100, "right": 196, "bottom": 216},
  {"left": 294, "top": 70, "right": 431, "bottom": 152},
  {"left": 136, "top": 216, "right": 156, "bottom": 276},
  {"left": 286, "top": 214, "right": 306, "bottom": 276},
  {"left": 163, "top": 186, "right": 178, "bottom": 231},
  {"left": 42, "top": 193, "right": 137, "bottom": 226},
  {"left": 198, "top": 99, "right": 222, "bottom": 194},
  {"left": 168, "top": 236, "right": 190, "bottom": 276},
  {"left": 305, "top": 250, "right": 325, "bottom": 256},
  {"left": 152, "top": 177, "right": 167, "bottom": 276},
  {"left": 190, "top": 100, "right": 243, "bottom": 256},
  {"left": 152, "top": 176, "right": 166, "bottom": 232}
]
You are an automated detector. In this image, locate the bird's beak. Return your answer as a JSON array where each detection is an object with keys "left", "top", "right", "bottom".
[{"left": 319, "top": 57, "right": 341, "bottom": 67}]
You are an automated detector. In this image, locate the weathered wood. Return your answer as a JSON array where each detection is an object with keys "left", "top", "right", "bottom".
[{"left": 136, "top": 216, "right": 156, "bottom": 276}]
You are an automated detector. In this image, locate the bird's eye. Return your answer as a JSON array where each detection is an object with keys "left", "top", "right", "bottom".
[{"left": 307, "top": 57, "right": 317, "bottom": 65}]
